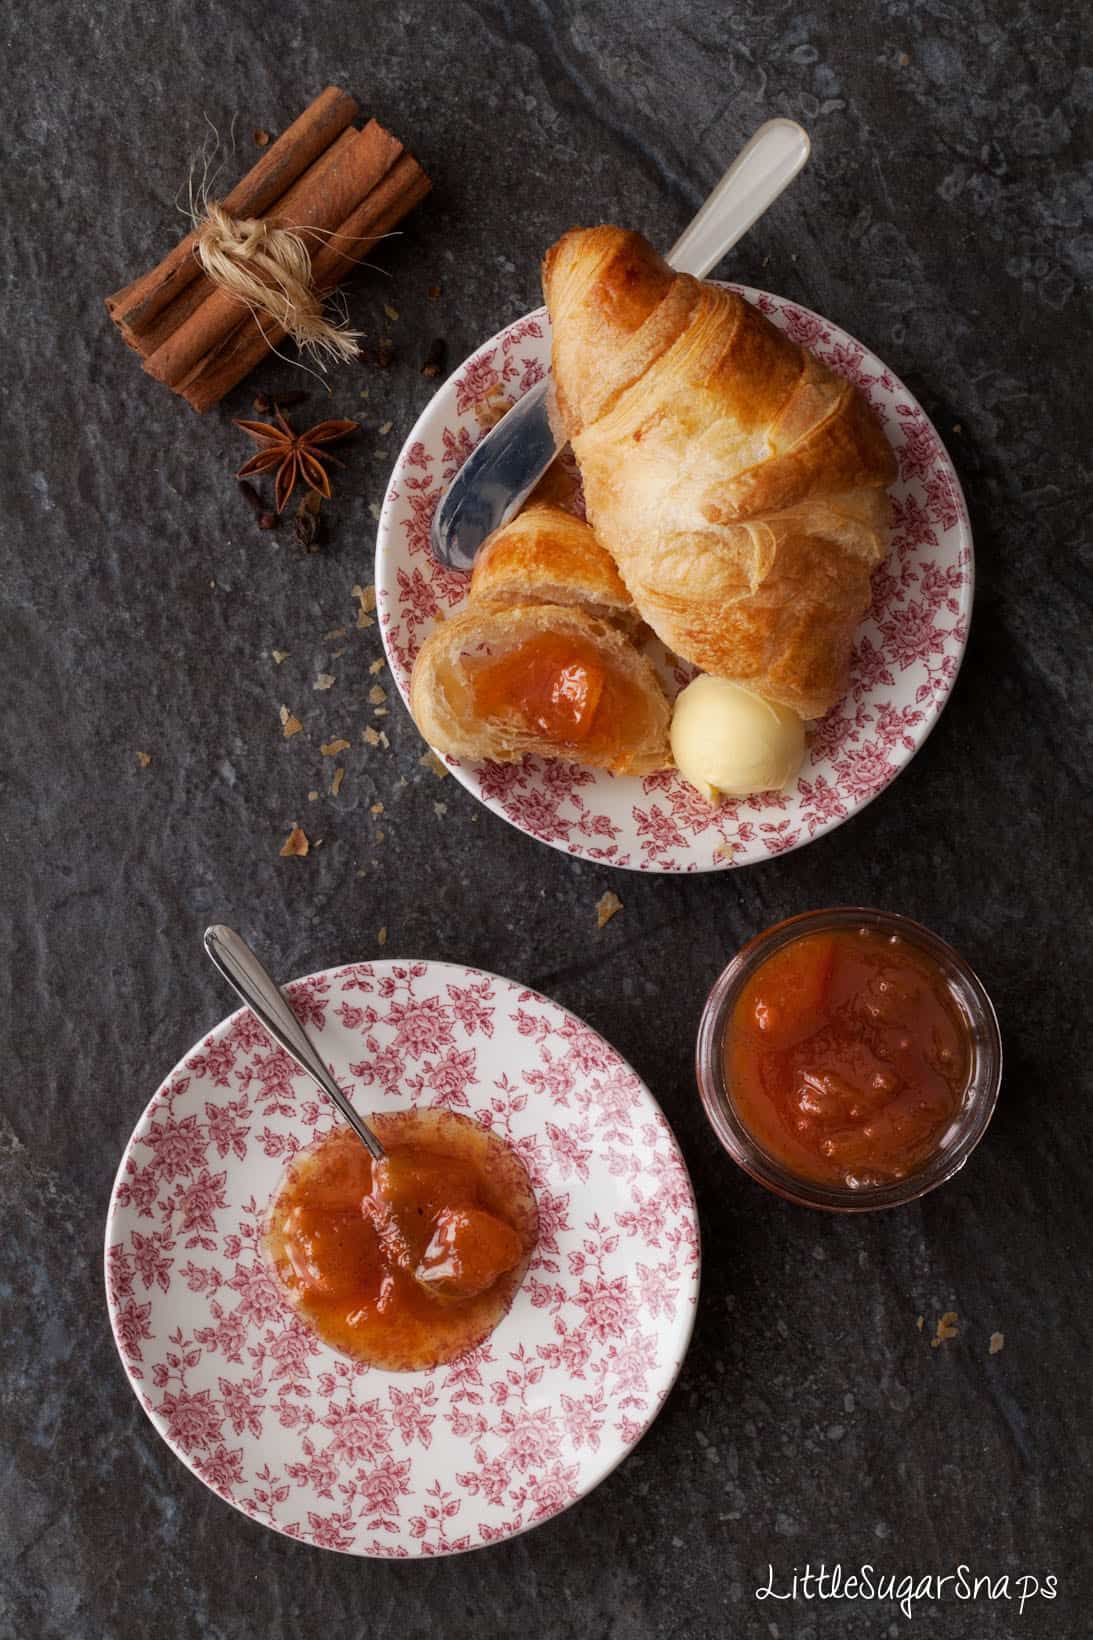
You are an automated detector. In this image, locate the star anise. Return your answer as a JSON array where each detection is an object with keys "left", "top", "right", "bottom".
[{"left": 233, "top": 410, "right": 359, "bottom": 515}]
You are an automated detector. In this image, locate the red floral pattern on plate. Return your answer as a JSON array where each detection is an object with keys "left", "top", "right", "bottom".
[
  {"left": 105, "top": 963, "right": 700, "bottom": 1557},
  {"left": 376, "top": 293, "right": 973, "bottom": 871}
]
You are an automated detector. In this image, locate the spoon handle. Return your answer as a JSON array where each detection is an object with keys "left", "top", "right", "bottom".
[{"left": 203, "top": 925, "right": 385, "bottom": 1160}]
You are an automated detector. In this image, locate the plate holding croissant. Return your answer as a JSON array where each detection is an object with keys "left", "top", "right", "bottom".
[{"left": 378, "top": 229, "right": 972, "bottom": 872}]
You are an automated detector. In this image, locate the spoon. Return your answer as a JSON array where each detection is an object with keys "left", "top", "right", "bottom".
[
  {"left": 430, "top": 118, "right": 810, "bottom": 571},
  {"left": 203, "top": 929, "right": 518, "bottom": 1299},
  {"left": 203, "top": 924, "right": 385, "bottom": 1160}
]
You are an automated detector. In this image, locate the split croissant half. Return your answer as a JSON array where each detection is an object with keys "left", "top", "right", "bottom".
[
  {"left": 410, "top": 504, "right": 671, "bottom": 773},
  {"left": 470, "top": 502, "right": 641, "bottom": 634},
  {"left": 543, "top": 227, "right": 897, "bottom": 718}
]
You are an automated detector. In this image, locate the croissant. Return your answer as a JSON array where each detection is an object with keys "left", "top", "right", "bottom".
[
  {"left": 470, "top": 502, "right": 639, "bottom": 633},
  {"left": 543, "top": 227, "right": 897, "bottom": 718},
  {"left": 412, "top": 504, "right": 669, "bottom": 772}
]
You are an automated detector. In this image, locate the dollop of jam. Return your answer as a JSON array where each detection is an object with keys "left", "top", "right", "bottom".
[
  {"left": 265, "top": 1109, "right": 538, "bottom": 1370},
  {"left": 470, "top": 631, "right": 649, "bottom": 758},
  {"left": 726, "top": 928, "right": 971, "bottom": 1189}
]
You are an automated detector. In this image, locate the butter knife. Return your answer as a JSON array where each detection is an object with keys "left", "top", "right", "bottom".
[{"left": 430, "top": 118, "right": 810, "bottom": 571}]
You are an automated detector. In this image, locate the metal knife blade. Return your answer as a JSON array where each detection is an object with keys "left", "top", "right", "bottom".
[{"left": 430, "top": 378, "right": 555, "bottom": 573}]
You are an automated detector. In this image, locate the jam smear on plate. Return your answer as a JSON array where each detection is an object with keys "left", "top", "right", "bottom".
[{"left": 264, "top": 1108, "right": 538, "bottom": 1371}]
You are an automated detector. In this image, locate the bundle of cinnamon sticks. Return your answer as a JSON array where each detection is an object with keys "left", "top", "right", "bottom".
[{"left": 105, "top": 87, "right": 430, "bottom": 411}]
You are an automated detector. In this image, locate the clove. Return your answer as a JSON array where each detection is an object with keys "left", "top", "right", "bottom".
[
  {"left": 294, "top": 490, "right": 325, "bottom": 552},
  {"left": 253, "top": 388, "right": 309, "bottom": 414},
  {"left": 420, "top": 338, "right": 447, "bottom": 380}
]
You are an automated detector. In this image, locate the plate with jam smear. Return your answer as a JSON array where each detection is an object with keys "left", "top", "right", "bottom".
[
  {"left": 698, "top": 909, "right": 1002, "bottom": 1211},
  {"left": 377, "top": 295, "right": 972, "bottom": 872},
  {"left": 105, "top": 960, "right": 699, "bottom": 1555}
]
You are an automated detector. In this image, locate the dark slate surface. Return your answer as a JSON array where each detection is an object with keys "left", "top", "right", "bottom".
[{"left": 2, "top": 2, "right": 1090, "bottom": 1636}]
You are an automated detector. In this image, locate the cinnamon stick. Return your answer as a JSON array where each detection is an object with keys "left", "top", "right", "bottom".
[
  {"left": 144, "top": 122, "right": 403, "bottom": 391},
  {"left": 143, "top": 121, "right": 402, "bottom": 390},
  {"left": 106, "top": 89, "right": 431, "bottom": 410},
  {"left": 181, "top": 153, "right": 430, "bottom": 412},
  {"left": 105, "top": 86, "right": 359, "bottom": 347},
  {"left": 116, "top": 128, "right": 361, "bottom": 361}
]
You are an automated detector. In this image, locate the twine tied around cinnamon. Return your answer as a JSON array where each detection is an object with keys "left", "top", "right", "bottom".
[{"left": 194, "top": 201, "right": 362, "bottom": 365}]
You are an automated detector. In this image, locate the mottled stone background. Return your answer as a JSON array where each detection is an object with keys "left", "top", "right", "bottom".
[{"left": 2, "top": 2, "right": 1090, "bottom": 1637}]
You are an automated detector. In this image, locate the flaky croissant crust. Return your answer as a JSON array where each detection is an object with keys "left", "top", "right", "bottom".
[
  {"left": 543, "top": 227, "right": 897, "bottom": 718},
  {"left": 469, "top": 502, "right": 636, "bottom": 629}
]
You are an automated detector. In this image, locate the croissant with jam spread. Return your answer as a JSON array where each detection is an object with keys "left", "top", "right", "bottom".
[
  {"left": 409, "top": 504, "right": 671, "bottom": 774},
  {"left": 543, "top": 226, "right": 897, "bottom": 719}
]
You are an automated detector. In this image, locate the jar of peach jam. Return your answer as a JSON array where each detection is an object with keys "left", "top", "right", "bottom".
[{"left": 696, "top": 909, "right": 1002, "bottom": 1211}]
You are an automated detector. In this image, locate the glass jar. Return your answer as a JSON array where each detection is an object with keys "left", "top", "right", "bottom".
[{"left": 696, "top": 908, "right": 1003, "bottom": 1212}]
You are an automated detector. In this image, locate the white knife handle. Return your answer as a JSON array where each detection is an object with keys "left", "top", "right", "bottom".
[{"left": 667, "top": 119, "right": 810, "bottom": 279}]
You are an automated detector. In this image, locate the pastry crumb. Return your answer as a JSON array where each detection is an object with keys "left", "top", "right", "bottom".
[
  {"left": 931, "top": 1311, "right": 959, "bottom": 1349},
  {"left": 331, "top": 767, "right": 346, "bottom": 797},
  {"left": 368, "top": 684, "right": 388, "bottom": 706},
  {"left": 915, "top": 1316, "right": 924, "bottom": 1331},
  {"left": 383, "top": 304, "right": 399, "bottom": 322},
  {"left": 308, "top": 790, "right": 319, "bottom": 802},
  {"left": 279, "top": 824, "right": 309, "bottom": 858},
  {"left": 362, "top": 726, "right": 382, "bottom": 747},
  {"left": 420, "top": 749, "right": 449, "bottom": 779},
  {"left": 320, "top": 738, "right": 351, "bottom": 757},
  {"left": 377, "top": 924, "right": 388, "bottom": 945},
  {"left": 369, "top": 657, "right": 386, "bottom": 675},
  {"left": 475, "top": 385, "right": 514, "bottom": 431},
  {"left": 135, "top": 751, "right": 152, "bottom": 768},
  {"left": 370, "top": 802, "right": 384, "bottom": 818},
  {"left": 324, "top": 626, "right": 348, "bottom": 641},
  {"left": 434, "top": 801, "right": 447, "bottom": 818},
  {"left": 253, "top": 127, "right": 270, "bottom": 147},
  {"left": 713, "top": 841, "right": 735, "bottom": 863},
  {"left": 314, "top": 673, "right": 335, "bottom": 692},
  {"left": 271, "top": 649, "right": 289, "bottom": 664},
  {"left": 373, "top": 707, "right": 388, "bottom": 718},
  {"left": 596, "top": 891, "right": 623, "bottom": 929},
  {"left": 279, "top": 706, "right": 303, "bottom": 738},
  {"left": 351, "top": 583, "right": 377, "bottom": 629},
  {"left": 369, "top": 502, "right": 381, "bottom": 521},
  {"left": 989, "top": 1332, "right": 1004, "bottom": 1355}
]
